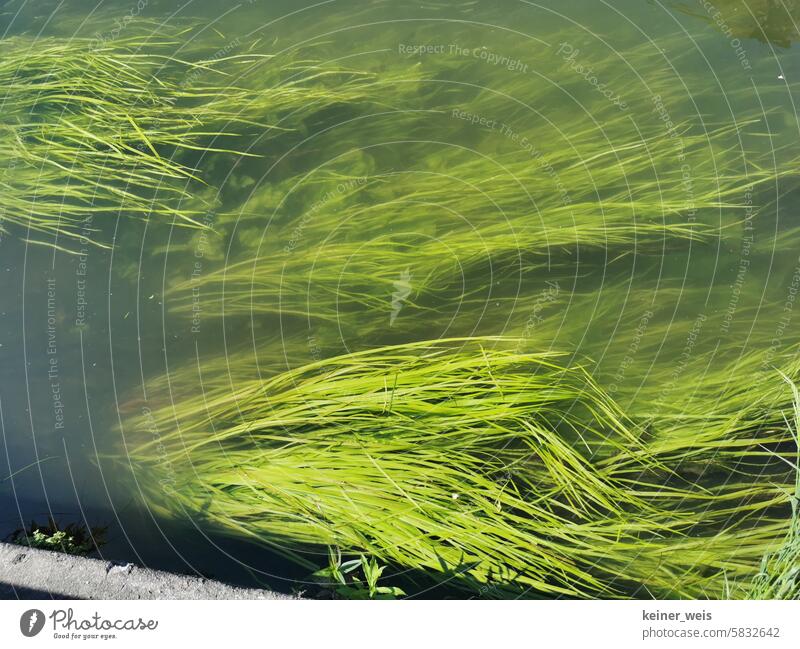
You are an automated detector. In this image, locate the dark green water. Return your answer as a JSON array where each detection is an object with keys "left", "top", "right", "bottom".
[{"left": 1, "top": 0, "right": 799, "bottom": 595}]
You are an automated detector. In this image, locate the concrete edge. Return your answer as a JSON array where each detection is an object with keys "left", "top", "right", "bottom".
[{"left": 0, "top": 542, "right": 296, "bottom": 600}]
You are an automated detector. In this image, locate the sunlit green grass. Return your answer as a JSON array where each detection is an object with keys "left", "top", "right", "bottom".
[
  {"left": 123, "top": 338, "right": 798, "bottom": 598},
  {"left": 0, "top": 32, "right": 421, "bottom": 249}
]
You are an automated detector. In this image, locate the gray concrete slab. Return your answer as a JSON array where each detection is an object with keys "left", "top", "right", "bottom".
[{"left": 0, "top": 542, "right": 295, "bottom": 600}]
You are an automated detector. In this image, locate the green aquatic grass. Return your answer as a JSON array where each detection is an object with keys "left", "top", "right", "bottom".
[
  {"left": 0, "top": 32, "right": 422, "bottom": 249},
  {"left": 124, "top": 338, "right": 653, "bottom": 597},
  {"left": 122, "top": 337, "right": 798, "bottom": 598},
  {"left": 169, "top": 120, "right": 784, "bottom": 328},
  {"left": 161, "top": 33, "right": 796, "bottom": 328},
  {"left": 747, "top": 377, "right": 800, "bottom": 600},
  {"left": 0, "top": 35, "right": 242, "bottom": 246}
]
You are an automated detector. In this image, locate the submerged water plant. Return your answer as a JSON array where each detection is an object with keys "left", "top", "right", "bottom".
[
  {"left": 122, "top": 337, "right": 798, "bottom": 598},
  {"left": 747, "top": 376, "right": 800, "bottom": 600},
  {"left": 0, "top": 32, "right": 420, "bottom": 249},
  {"left": 124, "top": 338, "right": 647, "bottom": 597},
  {"left": 0, "top": 35, "right": 240, "bottom": 247},
  {"left": 167, "top": 112, "right": 792, "bottom": 334}
]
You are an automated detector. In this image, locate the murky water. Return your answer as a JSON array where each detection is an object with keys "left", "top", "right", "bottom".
[{"left": 1, "top": 0, "right": 799, "bottom": 594}]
